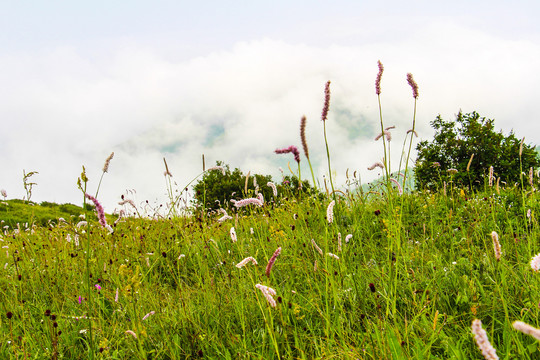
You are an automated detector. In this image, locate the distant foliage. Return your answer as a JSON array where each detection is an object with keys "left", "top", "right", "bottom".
[
  {"left": 415, "top": 111, "right": 540, "bottom": 190},
  {"left": 192, "top": 161, "right": 315, "bottom": 210}
]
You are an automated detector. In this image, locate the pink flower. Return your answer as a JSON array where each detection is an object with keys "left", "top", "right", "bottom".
[
  {"left": 326, "top": 200, "right": 335, "bottom": 224},
  {"left": 267, "top": 182, "right": 277, "bottom": 197},
  {"left": 375, "top": 61, "right": 384, "bottom": 95},
  {"left": 265, "top": 247, "right": 282, "bottom": 277},
  {"left": 368, "top": 162, "right": 384, "bottom": 171},
  {"left": 275, "top": 145, "right": 301, "bottom": 163},
  {"left": 85, "top": 193, "right": 108, "bottom": 228},
  {"left": 95, "top": 284, "right": 101, "bottom": 290},
  {"left": 233, "top": 198, "right": 263, "bottom": 208},
  {"left": 255, "top": 284, "right": 277, "bottom": 308},
  {"left": 142, "top": 311, "right": 155, "bottom": 321},
  {"left": 125, "top": 330, "right": 137, "bottom": 339},
  {"left": 491, "top": 231, "right": 501, "bottom": 261},
  {"left": 471, "top": 319, "right": 499, "bottom": 360},
  {"left": 321, "top": 81, "right": 331, "bottom": 122},
  {"left": 406, "top": 73, "right": 419, "bottom": 98},
  {"left": 236, "top": 256, "right": 258, "bottom": 268},
  {"left": 230, "top": 227, "right": 237, "bottom": 243}
]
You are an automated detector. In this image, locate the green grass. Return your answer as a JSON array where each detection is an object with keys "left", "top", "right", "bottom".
[
  {"left": 2, "top": 183, "right": 540, "bottom": 359},
  {"left": 0, "top": 199, "right": 97, "bottom": 229}
]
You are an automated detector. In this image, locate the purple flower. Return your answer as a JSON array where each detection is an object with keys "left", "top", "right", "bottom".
[
  {"left": 95, "top": 284, "right": 101, "bottom": 290},
  {"left": 275, "top": 145, "right": 300, "bottom": 163},
  {"left": 78, "top": 296, "right": 82, "bottom": 304}
]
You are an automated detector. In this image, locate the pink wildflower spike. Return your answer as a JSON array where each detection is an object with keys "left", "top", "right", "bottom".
[
  {"left": 375, "top": 61, "right": 383, "bottom": 95},
  {"left": 327, "top": 252, "right": 339, "bottom": 260},
  {"left": 125, "top": 330, "right": 137, "bottom": 339},
  {"left": 142, "top": 311, "right": 155, "bottom": 321},
  {"left": 407, "top": 129, "right": 418, "bottom": 137},
  {"left": 255, "top": 284, "right": 277, "bottom": 308},
  {"left": 103, "top": 152, "right": 114, "bottom": 173},
  {"left": 406, "top": 73, "right": 419, "bottom": 98},
  {"left": 236, "top": 256, "right": 258, "bottom": 268},
  {"left": 390, "top": 178, "right": 403, "bottom": 195},
  {"left": 267, "top": 182, "right": 277, "bottom": 197},
  {"left": 345, "top": 234, "right": 352, "bottom": 243},
  {"left": 375, "top": 130, "right": 392, "bottom": 142},
  {"left": 513, "top": 321, "right": 540, "bottom": 341},
  {"left": 233, "top": 198, "right": 263, "bottom": 208},
  {"left": 311, "top": 239, "right": 323, "bottom": 255},
  {"left": 119, "top": 199, "right": 137, "bottom": 212},
  {"left": 275, "top": 145, "right": 301, "bottom": 163},
  {"left": 85, "top": 193, "right": 108, "bottom": 228},
  {"left": 230, "top": 227, "right": 237, "bottom": 243},
  {"left": 471, "top": 319, "right": 499, "bottom": 360},
  {"left": 321, "top": 81, "right": 331, "bottom": 121},
  {"left": 326, "top": 200, "right": 335, "bottom": 224},
  {"left": 217, "top": 214, "right": 233, "bottom": 222},
  {"left": 115, "top": 288, "right": 119, "bottom": 302},
  {"left": 491, "top": 231, "right": 501, "bottom": 261},
  {"left": 257, "top": 192, "right": 264, "bottom": 204},
  {"left": 265, "top": 247, "right": 281, "bottom": 277},
  {"left": 368, "top": 162, "right": 384, "bottom": 171}
]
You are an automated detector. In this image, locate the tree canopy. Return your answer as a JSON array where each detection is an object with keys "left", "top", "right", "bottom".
[{"left": 414, "top": 111, "right": 540, "bottom": 190}]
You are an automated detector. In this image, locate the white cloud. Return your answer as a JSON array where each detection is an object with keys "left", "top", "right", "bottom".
[{"left": 1, "top": 22, "right": 539, "bottom": 212}]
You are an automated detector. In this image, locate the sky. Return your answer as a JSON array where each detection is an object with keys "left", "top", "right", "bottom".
[{"left": 1, "top": 0, "right": 540, "bottom": 214}]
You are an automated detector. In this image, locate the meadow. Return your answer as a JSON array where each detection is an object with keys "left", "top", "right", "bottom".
[{"left": 2, "top": 67, "right": 540, "bottom": 359}]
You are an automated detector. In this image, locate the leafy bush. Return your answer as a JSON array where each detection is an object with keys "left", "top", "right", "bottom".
[
  {"left": 192, "top": 162, "right": 316, "bottom": 211},
  {"left": 415, "top": 111, "right": 540, "bottom": 190}
]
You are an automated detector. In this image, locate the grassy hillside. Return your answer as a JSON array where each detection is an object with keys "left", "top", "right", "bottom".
[
  {"left": 0, "top": 199, "right": 97, "bottom": 229},
  {"left": 1, "top": 184, "right": 540, "bottom": 359}
]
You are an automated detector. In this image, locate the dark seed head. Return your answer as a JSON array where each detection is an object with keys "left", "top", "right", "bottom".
[
  {"left": 44, "top": 310, "right": 51, "bottom": 316},
  {"left": 369, "top": 283, "right": 376, "bottom": 293},
  {"left": 6, "top": 312, "right": 13, "bottom": 319}
]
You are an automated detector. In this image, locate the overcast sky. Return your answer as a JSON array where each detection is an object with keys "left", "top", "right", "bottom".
[{"left": 1, "top": 0, "right": 540, "bottom": 213}]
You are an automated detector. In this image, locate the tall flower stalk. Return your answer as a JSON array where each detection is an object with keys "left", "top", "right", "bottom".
[
  {"left": 375, "top": 61, "right": 391, "bottom": 183},
  {"left": 403, "top": 73, "right": 419, "bottom": 191},
  {"left": 77, "top": 167, "right": 95, "bottom": 360},
  {"left": 321, "top": 81, "right": 336, "bottom": 206},
  {"left": 95, "top": 152, "right": 114, "bottom": 198},
  {"left": 300, "top": 115, "right": 317, "bottom": 188}
]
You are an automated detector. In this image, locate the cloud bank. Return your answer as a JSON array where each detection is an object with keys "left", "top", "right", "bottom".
[{"left": 1, "top": 22, "right": 539, "bottom": 212}]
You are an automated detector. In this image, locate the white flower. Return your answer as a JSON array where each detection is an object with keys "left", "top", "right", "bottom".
[{"left": 531, "top": 253, "right": 540, "bottom": 271}]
